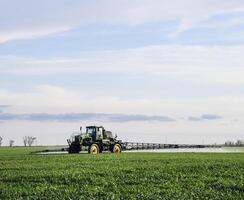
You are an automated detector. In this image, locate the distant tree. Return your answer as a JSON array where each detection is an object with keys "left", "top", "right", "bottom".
[
  {"left": 27, "top": 136, "right": 36, "bottom": 147},
  {"left": 224, "top": 140, "right": 234, "bottom": 146},
  {"left": 23, "top": 136, "right": 28, "bottom": 146},
  {"left": 236, "top": 140, "right": 244, "bottom": 147},
  {"left": 9, "top": 140, "right": 14, "bottom": 147},
  {"left": 0, "top": 136, "right": 2, "bottom": 146},
  {"left": 224, "top": 140, "right": 244, "bottom": 147},
  {"left": 23, "top": 136, "right": 36, "bottom": 147}
]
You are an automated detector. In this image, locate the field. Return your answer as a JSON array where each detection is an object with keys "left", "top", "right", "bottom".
[{"left": 0, "top": 147, "right": 244, "bottom": 199}]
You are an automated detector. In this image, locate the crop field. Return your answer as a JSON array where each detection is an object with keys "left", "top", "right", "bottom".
[{"left": 0, "top": 147, "right": 244, "bottom": 200}]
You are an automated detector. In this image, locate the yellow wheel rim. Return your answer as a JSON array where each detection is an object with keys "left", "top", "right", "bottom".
[
  {"left": 90, "top": 144, "right": 98, "bottom": 154},
  {"left": 113, "top": 144, "right": 121, "bottom": 153}
]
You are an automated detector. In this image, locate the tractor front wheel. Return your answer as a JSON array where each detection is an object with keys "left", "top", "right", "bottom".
[
  {"left": 88, "top": 144, "right": 99, "bottom": 154},
  {"left": 112, "top": 144, "right": 122, "bottom": 153},
  {"left": 68, "top": 143, "right": 81, "bottom": 154}
]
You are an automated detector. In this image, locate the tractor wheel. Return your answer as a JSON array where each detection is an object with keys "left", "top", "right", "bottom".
[
  {"left": 88, "top": 144, "right": 99, "bottom": 154},
  {"left": 112, "top": 144, "right": 122, "bottom": 153},
  {"left": 68, "top": 143, "right": 80, "bottom": 154}
]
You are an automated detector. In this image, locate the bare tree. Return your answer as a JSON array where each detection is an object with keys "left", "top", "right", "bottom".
[
  {"left": 0, "top": 136, "right": 2, "bottom": 147},
  {"left": 224, "top": 140, "right": 244, "bottom": 147},
  {"left": 23, "top": 136, "right": 36, "bottom": 147},
  {"left": 23, "top": 136, "right": 28, "bottom": 146},
  {"left": 236, "top": 140, "right": 244, "bottom": 147},
  {"left": 9, "top": 140, "right": 14, "bottom": 147},
  {"left": 224, "top": 140, "right": 234, "bottom": 146},
  {"left": 27, "top": 136, "right": 36, "bottom": 147}
]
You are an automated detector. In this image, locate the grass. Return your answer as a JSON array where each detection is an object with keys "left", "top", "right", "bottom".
[
  {"left": 223, "top": 147, "right": 244, "bottom": 152},
  {"left": 0, "top": 147, "right": 244, "bottom": 199}
]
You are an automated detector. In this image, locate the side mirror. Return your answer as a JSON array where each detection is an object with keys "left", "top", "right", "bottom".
[
  {"left": 80, "top": 126, "right": 82, "bottom": 131},
  {"left": 115, "top": 134, "right": 117, "bottom": 139}
]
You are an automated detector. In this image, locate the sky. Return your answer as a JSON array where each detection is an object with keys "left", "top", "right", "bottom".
[{"left": 0, "top": 0, "right": 244, "bottom": 145}]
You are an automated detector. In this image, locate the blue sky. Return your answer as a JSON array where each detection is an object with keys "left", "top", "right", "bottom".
[{"left": 0, "top": 0, "right": 244, "bottom": 145}]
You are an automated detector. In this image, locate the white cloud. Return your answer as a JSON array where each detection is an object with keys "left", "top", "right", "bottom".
[
  {"left": 1, "top": 0, "right": 244, "bottom": 42},
  {"left": 0, "top": 85, "right": 244, "bottom": 145},
  {"left": 0, "top": 85, "right": 244, "bottom": 119},
  {"left": 1, "top": 1, "right": 244, "bottom": 145},
  {"left": 1, "top": 45, "right": 244, "bottom": 84},
  {"left": 0, "top": 26, "right": 72, "bottom": 43}
]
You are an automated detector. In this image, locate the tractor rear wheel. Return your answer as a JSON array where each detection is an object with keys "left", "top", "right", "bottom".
[
  {"left": 112, "top": 144, "right": 122, "bottom": 153},
  {"left": 88, "top": 144, "right": 99, "bottom": 154}
]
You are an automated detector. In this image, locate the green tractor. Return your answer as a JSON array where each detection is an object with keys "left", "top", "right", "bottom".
[{"left": 67, "top": 126, "right": 123, "bottom": 154}]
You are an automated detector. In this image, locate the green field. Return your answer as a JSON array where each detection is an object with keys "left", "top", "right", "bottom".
[{"left": 0, "top": 147, "right": 244, "bottom": 199}]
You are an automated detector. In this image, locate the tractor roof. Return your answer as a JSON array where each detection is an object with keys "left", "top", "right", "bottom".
[{"left": 86, "top": 126, "right": 104, "bottom": 129}]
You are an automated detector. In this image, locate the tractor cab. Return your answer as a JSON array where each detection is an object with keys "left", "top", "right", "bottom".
[{"left": 85, "top": 126, "right": 105, "bottom": 141}]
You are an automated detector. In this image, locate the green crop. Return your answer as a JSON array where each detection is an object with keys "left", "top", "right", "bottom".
[{"left": 0, "top": 147, "right": 244, "bottom": 199}]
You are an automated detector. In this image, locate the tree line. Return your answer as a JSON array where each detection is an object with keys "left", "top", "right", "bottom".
[
  {"left": 0, "top": 136, "right": 36, "bottom": 147},
  {"left": 224, "top": 140, "right": 244, "bottom": 147}
]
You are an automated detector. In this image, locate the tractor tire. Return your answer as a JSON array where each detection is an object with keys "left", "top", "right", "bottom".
[
  {"left": 68, "top": 143, "right": 80, "bottom": 154},
  {"left": 68, "top": 148, "right": 79, "bottom": 154},
  {"left": 112, "top": 144, "right": 122, "bottom": 153},
  {"left": 88, "top": 144, "right": 99, "bottom": 154}
]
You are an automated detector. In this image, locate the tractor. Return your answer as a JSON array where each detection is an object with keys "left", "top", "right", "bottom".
[{"left": 67, "top": 126, "right": 123, "bottom": 154}]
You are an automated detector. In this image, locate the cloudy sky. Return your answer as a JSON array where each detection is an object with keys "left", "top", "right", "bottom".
[{"left": 0, "top": 0, "right": 244, "bottom": 145}]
